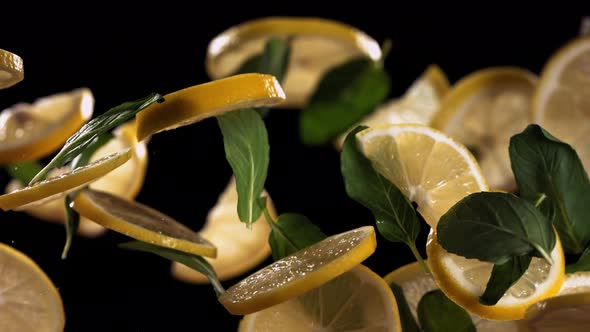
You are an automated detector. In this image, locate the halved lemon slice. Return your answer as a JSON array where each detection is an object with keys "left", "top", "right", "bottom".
[
  {"left": 519, "top": 293, "right": 590, "bottom": 332},
  {"left": 0, "top": 243, "right": 64, "bottom": 332},
  {"left": 0, "top": 88, "right": 94, "bottom": 164},
  {"left": 0, "top": 48, "right": 24, "bottom": 89},
  {"left": 218, "top": 225, "right": 376, "bottom": 315},
  {"left": 238, "top": 264, "right": 401, "bottom": 332},
  {"left": 356, "top": 124, "right": 488, "bottom": 227},
  {"left": 206, "top": 17, "right": 382, "bottom": 108}
]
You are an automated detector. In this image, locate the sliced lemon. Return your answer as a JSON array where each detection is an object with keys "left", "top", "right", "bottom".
[
  {"left": 531, "top": 37, "right": 590, "bottom": 174},
  {"left": 518, "top": 293, "right": 590, "bottom": 332},
  {"left": 238, "top": 264, "right": 401, "bottom": 332},
  {"left": 135, "top": 73, "right": 285, "bottom": 140},
  {"left": 431, "top": 67, "right": 537, "bottom": 192},
  {"left": 0, "top": 243, "right": 64, "bottom": 332},
  {"left": 356, "top": 124, "right": 488, "bottom": 227},
  {"left": 0, "top": 88, "right": 94, "bottom": 164},
  {"left": 218, "top": 225, "right": 376, "bottom": 315},
  {"left": 560, "top": 272, "right": 590, "bottom": 295},
  {"left": 0, "top": 48, "right": 24, "bottom": 89},
  {"left": 206, "top": 16, "right": 381, "bottom": 108},
  {"left": 427, "top": 230, "right": 565, "bottom": 321},
  {"left": 71, "top": 188, "right": 216, "bottom": 257}
]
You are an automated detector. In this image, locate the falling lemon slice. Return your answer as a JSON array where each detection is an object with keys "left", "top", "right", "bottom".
[
  {"left": 238, "top": 264, "right": 401, "bottom": 332},
  {"left": 206, "top": 16, "right": 382, "bottom": 108},
  {"left": 0, "top": 48, "right": 24, "bottom": 89},
  {"left": 0, "top": 243, "right": 64, "bottom": 332},
  {"left": 218, "top": 225, "right": 376, "bottom": 315},
  {"left": 518, "top": 293, "right": 590, "bottom": 332}
]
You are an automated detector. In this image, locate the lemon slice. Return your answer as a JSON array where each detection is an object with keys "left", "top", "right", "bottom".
[
  {"left": 238, "top": 264, "right": 401, "bottom": 331},
  {"left": 426, "top": 230, "right": 565, "bottom": 321},
  {"left": 0, "top": 243, "right": 64, "bottom": 332},
  {"left": 218, "top": 225, "right": 376, "bottom": 315},
  {"left": 206, "top": 16, "right": 382, "bottom": 108},
  {"left": 71, "top": 189, "right": 217, "bottom": 257},
  {"left": 0, "top": 149, "right": 131, "bottom": 211},
  {"left": 431, "top": 67, "right": 537, "bottom": 192},
  {"left": 135, "top": 73, "right": 285, "bottom": 140},
  {"left": 518, "top": 293, "right": 590, "bottom": 332},
  {"left": 356, "top": 124, "right": 488, "bottom": 227},
  {"left": 171, "top": 178, "right": 276, "bottom": 283},
  {"left": 531, "top": 37, "right": 590, "bottom": 174},
  {"left": 0, "top": 88, "right": 94, "bottom": 164},
  {"left": 0, "top": 49, "right": 24, "bottom": 89},
  {"left": 560, "top": 272, "right": 590, "bottom": 295}
]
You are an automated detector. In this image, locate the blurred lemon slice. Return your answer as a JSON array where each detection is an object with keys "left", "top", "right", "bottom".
[
  {"left": 0, "top": 88, "right": 94, "bottom": 164},
  {"left": 432, "top": 67, "right": 537, "bottom": 192},
  {"left": 0, "top": 48, "right": 24, "bottom": 89},
  {"left": 238, "top": 264, "right": 401, "bottom": 331},
  {"left": 218, "top": 225, "right": 376, "bottom": 315},
  {"left": 0, "top": 243, "right": 64, "bottom": 332},
  {"left": 518, "top": 293, "right": 590, "bottom": 332},
  {"left": 206, "top": 17, "right": 381, "bottom": 108},
  {"left": 560, "top": 272, "right": 590, "bottom": 295}
]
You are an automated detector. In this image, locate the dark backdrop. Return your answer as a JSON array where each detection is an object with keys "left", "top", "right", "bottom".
[{"left": 0, "top": 7, "right": 586, "bottom": 332}]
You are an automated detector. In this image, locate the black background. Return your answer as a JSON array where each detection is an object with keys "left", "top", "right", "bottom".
[{"left": 0, "top": 6, "right": 587, "bottom": 332}]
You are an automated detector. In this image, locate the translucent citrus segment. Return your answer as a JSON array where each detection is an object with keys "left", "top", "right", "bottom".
[
  {"left": 218, "top": 226, "right": 377, "bottom": 315},
  {"left": 135, "top": 73, "right": 285, "bottom": 140},
  {"left": 0, "top": 48, "right": 24, "bottom": 89},
  {"left": 519, "top": 293, "right": 590, "bottom": 332},
  {"left": 206, "top": 16, "right": 381, "bottom": 108},
  {"left": 356, "top": 124, "right": 488, "bottom": 227},
  {"left": 0, "top": 149, "right": 131, "bottom": 211},
  {"left": 239, "top": 265, "right": 401, "bottom": 332},
  {"left": 71, "top": 189, "right": 217, "bottom": 257},
  {"left": 0, "top": 243, "right": 64, "bottom": 332},
  {"left": 0, "top": 88, "right": 94, "bottom": 164}
]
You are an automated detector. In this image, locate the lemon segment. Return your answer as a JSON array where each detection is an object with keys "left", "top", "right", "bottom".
[{"left": 0, "top": 49, "right": 24, "bottom": 89}]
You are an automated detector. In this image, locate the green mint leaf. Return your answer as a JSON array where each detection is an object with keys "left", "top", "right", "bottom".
[
  {"left": 480, "top": 255, "right": 532, "bottom": 305},
  {"left": 437, "top": 192, "right": 555, "bottom": 264},
  {"left": 566, "top": 246, "right": 590, "bottom": 273},
  {"left": 510, "top": 124, "right": 590, "bottom": 254},
  {"left": 120, "top": 241, "right": 224, "bottom": 297},
  {"left": 30, "top": 93, "right": 163, "bottom": 185},
  {"left": 6, "top": 161, "right": 44, "bottom": 185},
  {"left": 217, "top": 109, "right": 269, "bottom": 225},
  {"left": 418, "top": 290, "right": 475, "bottom": 332},
  {"left": 389, "top": 282, "right": 421, "bottom": 332},
  {"left": 70, "top": 132, "right": 115, "bottom": 170},
  {"left": 299, "top": 58, "right": 390, "bottom": 145},
  {"left": 61, "top": 195, "right": 79, "bottom": 259},
  {"left": 266, "top": 212, "right": 326, "bottom": 261}
]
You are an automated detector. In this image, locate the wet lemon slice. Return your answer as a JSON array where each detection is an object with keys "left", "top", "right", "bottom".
[
  {"left": 238, "top": 264, "right": 401, "bottom": 332},
  {"left": 71, "top": 189, "right": 217, "bottom": 257},
  {"left": 518, "top": 293, "right": 590, "bottom": 332},
  {"left": 0, "top": 48, "right": 24, "bottom": 89},
  {"left": 135, "top": 73, "right": 285, "bottom": 140},
  {"left": 560, "top": 272, "right": 590, "bottom": 295},
  {"left": 218, "top": 225, "right": 376, "bottom": 315},
  {"left": 206, "top": 17, "right": 381, "bottom": 108},
  {"left": 0, "top": 243, "right": 64, "bottom": 332},
  {"left": 432, "top": 67, "right": 537, "bottom": 192},
  {"left": 0, "top": 88, "right": 94, "bottom": 164}
]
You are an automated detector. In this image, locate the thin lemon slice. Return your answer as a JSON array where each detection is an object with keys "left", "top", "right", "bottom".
[
  {"left": 0, "top": 88, "right": 94, "bottom": 164},
  {"left": 519, "top": 293, "right": 590, "bottom": 332},
  {"left": 531, "top": 37, "right": 590, "bottom": 174},
  {"left": 171, "top": 178, "right": 276, "bottom": 283},
  {"left": 71, "top": 189, "right": 216, "bottom": 257},
  {"left": 218, "top": 225, "right": 377, "bottom": 315},
  {"left": 0, "top": 49, "right": 24, "bottom": 89},
  {"left": 0, "top": 243, "right": 64, "bottom": 332},
  {"left": 238, "top": 264, "right": 401, "bottom": 332},
  {"left": 206, "top": 16, "right": 381, "bottom": 108},
  {"left": 0, "top": 149, "right": 131, "bottom": 211},
  {"left": 427, "top": 231, "right": 565, "bottom": 321},
  {"left": 135, "top": 73, "right": 285, "bottom": 140},
  {"left": 431, "top": 67, "right": 537, "bottom": 192},
  {"left": 356, "top": 124, "right": 488, "bottom": 227},
  {"left": 560, "top": 272, "right": 590, "bottom": 295}
]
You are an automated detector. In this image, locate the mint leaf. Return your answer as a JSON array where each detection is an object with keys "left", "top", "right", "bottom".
[
  {"left": 510, "top": 124, "right": 590, "bottom": 254},
  {"left": 389, "top": 282, "right": 420, "bottom": 332},
  {"left": 267, "top": 212, "right": 326, "bottom": 261},
  {"left": 6, "top": 161, "right": 43, "bottom": 185},
  {"left": 480, "top": 255, "right": 532, "bottom": 305},
  {"left": 70, "top": 132, "right": 114, "bottom": 170},
  {"left": 567, "top": 246, "right": 590, "bottom": 273},
  {"left": 437, "top": 192, "right": 555, "bottom": 264},
  {"left": 418, "top": 290, "right": 475, "bottom": 332},
  {"left": 299, "top": 58, "right": 390, "bottom": 145},
  {"left": 217, "top": 109, "right": 269, "bottom": 225}
]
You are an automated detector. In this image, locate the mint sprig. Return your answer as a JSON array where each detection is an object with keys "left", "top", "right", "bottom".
[{"left": 418, "top": 290, "right": 476, "bottom": 332}]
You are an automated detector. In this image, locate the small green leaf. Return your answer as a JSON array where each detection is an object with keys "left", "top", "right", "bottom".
[
  {"left": 480, "top": 255, "right": 532, "bottom": 305},
  {"left": 299, "top": 58, "right": 390, "bottom": 145},
  {"left": 6, "top": 161, "right": 43, "bottom": 185},
  {"left": 70, "top": 132, "right": 114, "bottom": 170},
  {"left": 389, "top": 282, "right": 420, "bottom": 332},
  {"left": 61, "top": 195, "right": 79, "bottom": 260},
  {"left": 437, "top": 192, "right": 555, "bottom": 264},
  {"left": 510, "top": 124, "right": 590, "bottom": 254},
  {"left": 566, "top": 246, "right": 590, "bottom": 273},
  {"left": 217, "top": 109, "right": 269, "bottom": 225},
  {"left": 267, "top": 212, "right": 326, "bottom": 261},
  {"left": 418, "top": 290, "right": 475, "bottom": 332}
]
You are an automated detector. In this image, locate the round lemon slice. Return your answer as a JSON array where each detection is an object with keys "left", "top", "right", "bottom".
[
  {"left": 0, "top": 88, "right": 94, "bottom": 164},
  {"left": 518, "top": 293, "right": 590, "bottom": 332},
  {"left": 0, "top": 243, "right": 64, "bottom": 332},
  {"left": 238, "top": 264, "right": 401, "bottom": 332},
  {"left": 206, "top": 16, "right": 382, "bottom": 108},
  {"left": 218, "top": 225, "right": 377, "bottom": 315},
  {"left": 560, "top": 272, "right": 590, "bottom": 295},
  {"left": 0, "top": 48, "right": 24, "bottom": 89}
]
